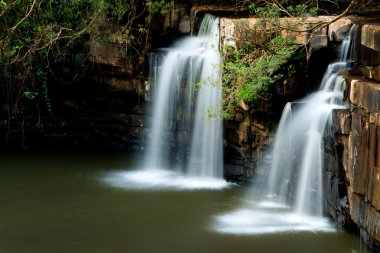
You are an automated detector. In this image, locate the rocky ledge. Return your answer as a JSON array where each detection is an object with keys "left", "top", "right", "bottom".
[{"left": 329, "top": 22, "right": 380, "bottom": 251}]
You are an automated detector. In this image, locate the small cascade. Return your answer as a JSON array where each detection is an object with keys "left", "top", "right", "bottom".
[
  {"left": 187, "top": 16, "right": 223, "bottom": 178},
  {"left": 266, "top": 24, "right": 357, "bottom": 216},
  {"left": 213, "top": 24, "right": 358, "bottom": 235},
  {"left": 105, "top": 14, "right": 228, "bottom": 191},
  {"left": 144, "top": 14, "right": 223, "bottom": 178}
]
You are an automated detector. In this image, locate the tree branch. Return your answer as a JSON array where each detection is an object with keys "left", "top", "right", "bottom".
[
  {"left": 10, "top": 0, "right": 37, "bottom": 33},
  {"left": 309, "top": 0, "right": 357, "bottom": 33}
]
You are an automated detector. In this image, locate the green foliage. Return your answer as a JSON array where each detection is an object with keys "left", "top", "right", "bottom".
[
  {"left": 23, "top": 91, "right": 38, "bottom": 100},
  {"left": 37, "top": 68, "right": 52, "bottom": 115},
  {"left": 146, "top": 0, "right": 174, "bottom": 23},
  {"left": 222, "top": 35, "right": 298, "bottom": 115},
  {"left": 246, "top": 3, "right": 280, "bottom": 18},
  {"left": 110, "top": 0, "right": 130, "bottom": 21},
  {"left": 0, "top": 0, "right": 6, "bottom": 8},
  {"left": 286, "top": 4, "right": 315, "bottom": 17},
  {"left": 218, "top": 1, "right": 329, "bottom": 118},
  {"left": 98, "top": 1, "right": 174, "bottom": 46},
  {"left": 246, "top": 2, "right": 318, "bottom": 18},
  {"left": 74, "top": 53, "right": 85, "bottom": 69},
  {"left": 0, "top": 0, "right": 172, "bottom": 121},
  {"left": 0, "top": 0, "right": 108, "bottom": 118}
]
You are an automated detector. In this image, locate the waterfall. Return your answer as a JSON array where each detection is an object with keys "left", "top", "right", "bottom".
[
  {"left": 187, "top": 15, "right": 223, "bottom": 178},
  {"left": 144, "top": 14, "right": 223, "bottom": 178},
  {"left": 213, "top": 25, "right": 357, "bottom": 235},
  {"left": 104, "top": 14, "right": 227, "bottom": 191},
  {"left": 266, "top": 24, "right": 357, "bottom": 216}
]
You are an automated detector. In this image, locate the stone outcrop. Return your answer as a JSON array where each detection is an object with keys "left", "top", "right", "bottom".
[
  {"left": 362, "top": 23, "right": 380, "bottom": 52},
  {"left": 359, "top": 23, "right": 380, "bottom": 83},
  {"left": 87, "top": 40, "right": 145, "bottom": 93},
  {"left": 332, "top": 76, "right": 380, "bottom": 251},
  {"left": 329, "top": 25, "right": 380, "bottom": 250},
  {"left": 220, "top": 16, "right": 353, "bottom": 53},
  {"left": 224, "top": 118, "right": 273, "bottom": 184}
]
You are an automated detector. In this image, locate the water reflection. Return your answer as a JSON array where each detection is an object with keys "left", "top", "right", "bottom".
[{"left": 0, "top": 150, "right": 371, "bottom": 253}]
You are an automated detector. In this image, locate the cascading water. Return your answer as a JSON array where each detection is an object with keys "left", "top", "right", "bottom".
[
  {"left": 104, "top": 14, "right": 227, "bottom": 190},
  {"left": 267, "top": 25, "right": 357, "bottom": 216},
  {"left": 146, "top": 14, "right": 223, "bottom": 178},
  {"left": 187, "top": 16, "right": 223, "bottom": 178},
  {"left": 214, "top": 25, "right": 357, "bottom": 234}
]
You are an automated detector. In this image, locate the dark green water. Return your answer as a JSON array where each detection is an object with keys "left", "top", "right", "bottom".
[{"left": 0, "top": 150, "right": 369, "bottom": 253}]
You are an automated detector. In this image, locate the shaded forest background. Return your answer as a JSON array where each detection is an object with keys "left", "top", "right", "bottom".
[{"left": 0, "top": 0, "right": 379, "bottom": 129}]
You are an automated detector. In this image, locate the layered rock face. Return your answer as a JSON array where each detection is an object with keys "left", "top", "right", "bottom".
[
  {"left": 328, "top": 22, "right": 380, "bottom": 251},
  {"left": 332, "top": 77, "right": 380, "bottom": 250},
  {"left": 224, "top": 118, "right": 273, "bottom": 183}
]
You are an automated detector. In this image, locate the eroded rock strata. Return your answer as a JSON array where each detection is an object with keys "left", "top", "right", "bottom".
[{"left": 327, "top": 22, "right": 380, "bottom": 251}]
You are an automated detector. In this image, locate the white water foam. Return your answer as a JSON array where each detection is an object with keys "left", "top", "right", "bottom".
[
  {"left": 102, "top": 169, "right": 232, "bottom": 191},
  {"left": 213, "top": 208, "right": 335, "bottom": 235}
]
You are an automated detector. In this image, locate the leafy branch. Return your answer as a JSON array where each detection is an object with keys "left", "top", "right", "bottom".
[{"left": 217, "top": 0, "right": 361, "bottom": 118}]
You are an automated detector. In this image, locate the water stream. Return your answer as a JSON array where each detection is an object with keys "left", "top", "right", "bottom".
[
  {"left": 214, "top": 24, "right": 358, "bottom": 234},
  {"left": 118, "top": 14, "right": 225, "bottom": 189}
]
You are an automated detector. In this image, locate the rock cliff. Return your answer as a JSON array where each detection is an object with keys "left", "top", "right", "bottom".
[{"left": 327, "top": 22, "right": 380, "bottom": 251}]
